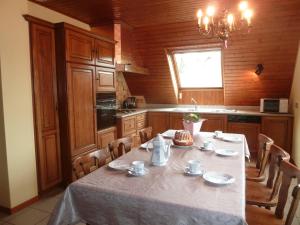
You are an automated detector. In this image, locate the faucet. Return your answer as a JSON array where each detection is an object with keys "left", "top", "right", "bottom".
[{"left": 191, "top": 98, "right": 198, "bottom": 111}]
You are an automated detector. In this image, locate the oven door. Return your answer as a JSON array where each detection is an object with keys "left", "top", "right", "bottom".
[{"left": 96, "top": 106, "right": 116, "bottom": 130}]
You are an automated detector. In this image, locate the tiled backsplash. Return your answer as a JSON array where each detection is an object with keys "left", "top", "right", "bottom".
[{"left": 116, "top": 72, "right": 131, "bottom": 108}]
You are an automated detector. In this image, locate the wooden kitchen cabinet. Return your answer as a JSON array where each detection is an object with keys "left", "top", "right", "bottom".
[
  {"left": 97, "top": 126, "right": 117, "bottom": 149},
  {"left": 27, "top": 18, "right": 62, "bottom": 193},
  {"left": 66, "top": 63, "right": 97, "bottom": 156},
  {"left": 201, "top": 114, "right": 227, "bottom": 132},
  {"left": 261, "top": 116, "right": 293, "bottom": 155},
  {"left": 61, "top": 23, "right": 115, "bottom": 68},
  {"left": 94, "top": 39, "right": 115, "bottom": 68},
  {"left": 95, "top": 67, "right": 116, "bottom": 92},
  {"left": 169, "top": 113, "right": 184, "bottom": 130},
  {"left": 227, "top": 122, "right": 261, "bottom": 156},
  {"left": 117, "top": 112, "right": 147, "bottom": 147},
  {"left": 148, "top": 112, "right": 170, "bottom": 135},
  {"left": 65, "top": 29, "right": 95, "bottom": 65}
]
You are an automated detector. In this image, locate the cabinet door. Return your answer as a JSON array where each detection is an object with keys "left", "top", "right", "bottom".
[
  {"left": 169, "top": 113, "right": 183, "bottom": 130},
  {"left": 201, "top": 114, "right": 227, "bottom": 132},
  {"left": 67, "top": 63, "right": 97, "bottom": 156},
  {"left": 66, "top": 30, "right": 95, "bottom": 65},
  {"left": 30, "top": 23, "right": 62, "bottom": 192},
  {"left": 95, "top": 67, "right": 116, "bottom": 92},
  {"left": 261, "top": 117, "right": 293, "bottom": 154},
  {"left": 97, "top": 127, "right": 116, "bottom": 149},
  {"left": 227, "top": 122, "right": 261, "bottom": 155},
  {"left": 148, "top": 112, "right": 170, "bottom": 135},
  {"left": 122, "top": 116, "right": 137, "bottom": 136},
  {"left": 94, "top": 39, "right": 115, "bottom": 68}
]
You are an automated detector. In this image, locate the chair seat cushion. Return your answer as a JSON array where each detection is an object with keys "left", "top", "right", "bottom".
[
  {"left": 246, "top": 180, "right": 276, "bottom": 207},
  {"left": 246, "top": 204, "right": 283, "bottom": 225}
]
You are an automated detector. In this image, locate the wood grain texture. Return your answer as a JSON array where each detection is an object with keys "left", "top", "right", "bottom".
[{"left": 29, "top": 22, "right": 62, "bottom": 192}]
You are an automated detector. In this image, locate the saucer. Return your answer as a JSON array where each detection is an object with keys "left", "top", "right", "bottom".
[
  {"left": 128, "top": 168, "right": 149, "bottom": 177},
  {"left": 200, "top": 146, "right": 214, "bottom": 151},
  {"left": 203, "top": 172, "right": 235, "bottom": 185},
  {"left": 184, "top": 167, "right": 203, "bottom": 176},
  {"left": 215, "top": 149, "right": 238, "bottom": 157}
]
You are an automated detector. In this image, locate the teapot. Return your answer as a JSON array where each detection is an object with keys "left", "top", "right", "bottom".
[{"left": 148, "top": 134, "right": 171, "bottom": 166}]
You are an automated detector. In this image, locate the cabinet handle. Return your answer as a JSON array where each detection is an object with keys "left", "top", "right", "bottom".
[{"left": 96, "top": 74, "right": 100, "bottom": 81}]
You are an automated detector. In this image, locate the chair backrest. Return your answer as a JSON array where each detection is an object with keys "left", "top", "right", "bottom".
[
  {"left": 273, "top": 160, "right": 300, "bottom": 225},
  {"left": 266, "top": 144, "right": 290, "bottom": 202},
  {"left": 72, "top": 149, "right": 110, "bottom": 180},
  {"left": 256, "top": 134, "right": 274, "bottom": 176},
  {"left": 108, "top": 136, "right": 133, "bottom": 160},
  {"left": 139, "top": 126, "right": 153, "bottom": 144}
]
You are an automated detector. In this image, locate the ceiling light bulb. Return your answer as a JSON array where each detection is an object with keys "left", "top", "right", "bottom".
[
  {"left": 227, "top": 14, "right": 234, "bottom": 25},
  {"left": 206, "top": 6, "right": 215, "bottom": 17},
  {"left": 203, "top": 16, "right": 209, "bottom": 25},
  {"left": 239, "top": 1, "right": 248, "bottom": 11},
  {"left": 197, "top": 9, "right": 203, "bottom": 18}
]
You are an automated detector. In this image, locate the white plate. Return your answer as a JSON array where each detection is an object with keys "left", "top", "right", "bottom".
[
  {"left": 203, "top": 172, "right": 235, "bottom": 185},
  {"left": 140, "top": 142, "right": 153, "bottom": 149},
  {"left": 221, "top": 136, "right": 242, "bottom": 143},
  {"left": 172, "top": 144, "right": 193, "bottom": 150},
  {"left": 184, "top": 168, "right": 203, "bottom": 176},
  {"left": 128, "top": 168, "right": 149, "bottom": 177},
  {"left": 215, "top": 149, "right": 238, "bottom": 157},
  {"left": 108, "top": 161, "right": 130, "bottom": 171},
  {"left": 162, "top": 130, "right": 176, "bottom": 139}
]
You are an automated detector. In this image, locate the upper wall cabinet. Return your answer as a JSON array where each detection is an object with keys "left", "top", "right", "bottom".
[
  {"left": 60, "top": 23, "right": 115, "bottom": 68},
  {"left": 94, "top": 39, "right": 115, "bottom": 68}
]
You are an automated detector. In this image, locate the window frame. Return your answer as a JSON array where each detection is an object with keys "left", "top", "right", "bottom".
[{"left": 169, "top": 44, "right": 224, "bottom": 90}]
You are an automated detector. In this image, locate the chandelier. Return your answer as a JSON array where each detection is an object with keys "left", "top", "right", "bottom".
[{"left": 196, "top": 1, "right": 253, "bottom": 47}]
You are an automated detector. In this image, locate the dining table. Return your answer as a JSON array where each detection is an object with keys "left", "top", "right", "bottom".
[{"left": 48, "top": 131, "right": 250, "bottom": 225}]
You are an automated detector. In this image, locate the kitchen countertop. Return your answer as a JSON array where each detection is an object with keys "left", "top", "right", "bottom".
[{"left": 116, "top": 105, "right": 293, "bottom": 118}]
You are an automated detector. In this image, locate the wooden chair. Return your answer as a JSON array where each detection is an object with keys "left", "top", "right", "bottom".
[
  {"left": 72, "top": 149, "right": 110, "bottom": 180},
  {"left": 108, "top": 136, "right": 133, "bottom": 160},
  {"left": 139, "top": 126, "right": 153, "bottom": 144},
  {"left": 246, "top": 160, "right": 300, "bottom": 225},
  {"left": 246, "top": 144, "right": 290, "bottom": 208},
  {"left": 246, "top": 134, "right": 274, "bottom": 182}
]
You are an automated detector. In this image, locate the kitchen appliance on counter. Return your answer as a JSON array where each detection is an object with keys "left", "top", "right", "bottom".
[
  {"left": 96, "top": 92, "right": 117, "bottom": 130},
  {"left": 260, "top": 98, "right": 289, "bottom": 113},
  {"left": 123, "top": 97, "right": 136, "bottom": 109}
]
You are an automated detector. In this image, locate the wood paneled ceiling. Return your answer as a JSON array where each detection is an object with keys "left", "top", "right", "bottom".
[{"left": 29, "top": 0, "right": 245, "bottom": 27}]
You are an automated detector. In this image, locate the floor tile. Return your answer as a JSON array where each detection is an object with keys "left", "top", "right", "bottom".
[
  {"left": 35, "top": 216, "right": 50, "bottom": 225},
  {"left": 5, "top": 208, "right": 49, "bottom": 225},
  {"left": 30, "top": 196, "right": 60, "bottom": 213}
]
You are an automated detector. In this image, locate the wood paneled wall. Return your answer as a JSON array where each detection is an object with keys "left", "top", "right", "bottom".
[{"left": 124, "top": 0, "right": 300, "bottom": 105}]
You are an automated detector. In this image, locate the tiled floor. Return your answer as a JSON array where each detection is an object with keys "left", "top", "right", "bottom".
[
  {"left": 0, "top": 182, "right": 300, "bottom": 225},
  {"left": 0, "top": 189, "right": 85, "bottom": 225}
]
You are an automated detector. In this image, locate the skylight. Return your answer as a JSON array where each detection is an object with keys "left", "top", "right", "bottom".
[{"left": 173, "top": 49, "right": 223, "bottom": 88}]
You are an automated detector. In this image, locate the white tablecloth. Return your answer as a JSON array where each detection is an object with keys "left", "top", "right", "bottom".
[{"left": 48, "top": 132, "right": 249, "bottom": 225}]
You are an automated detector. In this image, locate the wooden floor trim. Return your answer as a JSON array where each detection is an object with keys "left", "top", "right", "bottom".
[{"left": 0, "top": 196, "right": 39, "bottom": 214}]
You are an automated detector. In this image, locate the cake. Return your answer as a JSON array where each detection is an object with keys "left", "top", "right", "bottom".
[{"left": 173, "top": 130, "right": 193, "bottom": 146}]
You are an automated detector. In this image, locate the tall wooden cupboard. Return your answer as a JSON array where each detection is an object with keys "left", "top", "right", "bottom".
[
  {"left": 55, "top": 23, "right": 115, "bottom": 185},
  {"left": 25, "top": 16, "right": 62, "bottom": 193}
]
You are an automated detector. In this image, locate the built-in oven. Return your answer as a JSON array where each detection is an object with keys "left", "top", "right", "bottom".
[{"left": 96, "top": 92, "right": 117, "bottom": 130}]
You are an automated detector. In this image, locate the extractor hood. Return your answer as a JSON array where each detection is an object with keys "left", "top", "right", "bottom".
[{"left": 114, "top": 22, "right": 149, "bottom": 75}]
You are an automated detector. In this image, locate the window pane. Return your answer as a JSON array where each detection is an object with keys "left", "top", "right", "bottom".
[{"left": 174, "top": 50, "right": 223, "bottom": 88}]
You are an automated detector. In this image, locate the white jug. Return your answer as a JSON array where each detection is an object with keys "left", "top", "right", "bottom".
[{"left": 149, "top": 134, "right": 171, "bottom": 166}]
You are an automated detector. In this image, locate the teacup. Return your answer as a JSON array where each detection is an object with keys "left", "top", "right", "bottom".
[
  {"left": 131, "top": 161, "right": 145, "bottom": 174},
  {"left": 187, "top": 160, "right": 201, "bottom": 173},
  {"left": 214, "top": 130, "right": 223, "bottom": 138},
  {"left": 203, "top": 140, "right": 213, "bottom": 150}
]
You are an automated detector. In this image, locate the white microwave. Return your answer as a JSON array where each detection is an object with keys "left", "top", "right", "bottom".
[{"left": 260, "top": 98, "right": 289, "bottom": 113}]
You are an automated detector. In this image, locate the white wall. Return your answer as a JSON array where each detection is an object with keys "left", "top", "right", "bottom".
[
  {"left": 290, "top": 43, "right": 300, "bottom": 166},
  {"left": 0, "top": 0, "right": 89, "bottom": 208}
]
